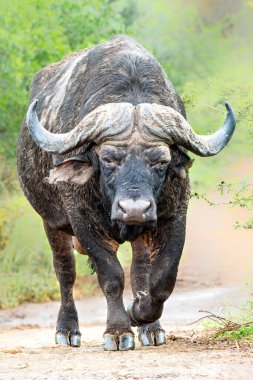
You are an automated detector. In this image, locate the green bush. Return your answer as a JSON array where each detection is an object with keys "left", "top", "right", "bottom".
[
  {"left": 218, "top": 324, "right": 253, "bottom": 341},
  {"left": 0, "top": 0, "right": 126, "bottom": 157}
]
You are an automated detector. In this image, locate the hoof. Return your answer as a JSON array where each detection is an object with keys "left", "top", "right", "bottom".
[
  {"left": 103, "top": 334, "right": 118, "bottom": 351},
  {"left": 138, "top": 322, "right": 166, "bottom": 347},
  {"left": 55, "top": 332, "right": 69, "bottom": 346},
  {"left": 55, "top": 331, "right": 81, "bottom": 347},
  {"left": 103, "top": 333, "right": 135, "bottom": 351},
  {"left": 119, "top": 333, "right": 135, "bottom": 351},
  {"left": 138, "top": 329, "right": 155, "bottom": 346},
  {"left": 69, "top": 333, "right": 81, "bottom": 347},
  {"left": 154, "top": 329, "right": 166, "bottom": 346}
]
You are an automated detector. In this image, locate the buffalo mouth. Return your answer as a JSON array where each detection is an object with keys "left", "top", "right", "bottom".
[
  {"left": 119, "top": 220, "right": 154, "bottom": 226},
  {"left": 112, "top": 220, "right": 157, "bottom": 243}
]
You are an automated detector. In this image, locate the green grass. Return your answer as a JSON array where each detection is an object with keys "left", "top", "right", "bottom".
[
  {"left": 218, "top": 324, "right": 253, "bottom": 341},
  {"left": 0, "top": 197, "right": 59, "bottom": 308}
]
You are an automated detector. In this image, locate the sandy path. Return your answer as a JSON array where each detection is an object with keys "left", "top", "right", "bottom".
[
  {"left": 0, "top": 269, "right": 252, "bottom": 379},
  {"left": 0, "top": 324, "right": 252, "bottom": 380}
]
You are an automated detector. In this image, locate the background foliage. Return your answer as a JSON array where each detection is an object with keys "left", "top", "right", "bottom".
[{"left": 0, "top": 0, "right": 252, "bottom": 308}]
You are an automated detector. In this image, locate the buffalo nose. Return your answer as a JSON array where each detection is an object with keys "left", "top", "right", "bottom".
[{"left": 118, "top": 199, "right": 152, "bottom": 223}]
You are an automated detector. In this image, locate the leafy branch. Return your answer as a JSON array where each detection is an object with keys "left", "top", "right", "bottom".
[{"left": 191, "top": 180, "right": 253, "bottom": 229}]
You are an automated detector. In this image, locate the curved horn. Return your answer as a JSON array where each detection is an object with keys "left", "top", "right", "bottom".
[
  {"left": 140, "top": 102, "right": 236, "bottom": 157},
  {"left": 26, "top": 99, "right": 134, "bottom": 154}
]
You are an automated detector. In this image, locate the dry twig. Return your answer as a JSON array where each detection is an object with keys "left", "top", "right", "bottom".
[{"left": 189, "top": 310, "right": 253, "bottom": 336}]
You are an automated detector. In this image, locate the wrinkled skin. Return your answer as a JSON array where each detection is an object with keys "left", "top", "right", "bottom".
[
  {"left": 98, "top": 143, "right": 173, "bottom": 242},
  {"left": 17, "top": 35, "right": 192, "bottom": 350}
]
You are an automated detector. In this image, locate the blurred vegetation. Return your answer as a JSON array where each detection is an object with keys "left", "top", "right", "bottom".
[{"left": 0, "top": 0, "right": 252, "bottom": 308}]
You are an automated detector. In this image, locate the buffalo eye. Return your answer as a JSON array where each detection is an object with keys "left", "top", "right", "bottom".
[
  {"left": 150, "top": 160, "right": 169, "bottom": 168},
  {"left": 101, "top": 156, "right": 121, "bottom": 167}
]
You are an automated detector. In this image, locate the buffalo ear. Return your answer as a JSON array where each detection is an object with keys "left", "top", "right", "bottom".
[
  {"left": 47, "top": 158, "right": 94, "bottom": 185},
  {"left": 171, "top": 146, "right": 194, "bottom": 179}
]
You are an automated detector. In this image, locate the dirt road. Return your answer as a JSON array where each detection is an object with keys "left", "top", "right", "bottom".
[
  {"left": 0, "top": 285, "right": 252, "bottom": 379},
  {"left": 1, "top": 161, "right": 253, "bottom": 379}
]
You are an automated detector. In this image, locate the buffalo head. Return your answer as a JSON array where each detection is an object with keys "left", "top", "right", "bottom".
[{"left": 26, "top": 100, "right": 236, "bottom": 240}]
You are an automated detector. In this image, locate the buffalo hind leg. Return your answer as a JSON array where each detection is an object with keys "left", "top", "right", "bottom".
[
  {"left": 44, "top": 222, "right": 80, "bottom": 347},
  {"left": 130, "top": 236, "right": 166, "bottom": 346}
]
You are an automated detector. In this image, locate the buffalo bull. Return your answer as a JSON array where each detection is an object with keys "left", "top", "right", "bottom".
[{"left": 17, "top": 35, "right": 236, "bottom": 351}]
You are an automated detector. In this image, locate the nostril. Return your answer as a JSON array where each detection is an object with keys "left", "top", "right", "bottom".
[
  {"left": 143, "top": 200, "right": 151, "bottom": 214},
  {"left": 118, "top": 200, "right": 126, "bottom": 214}
]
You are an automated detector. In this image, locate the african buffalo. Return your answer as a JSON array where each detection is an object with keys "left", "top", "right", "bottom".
[{"left": 17, "top": 35, "right": 236, "bottom": 351}]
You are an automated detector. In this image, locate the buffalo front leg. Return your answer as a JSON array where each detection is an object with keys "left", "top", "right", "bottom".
[
  {"left": 128, "top": 214, "right": 186, "bottom": 328},
  {"left": 90, "top": 248, "right": 134, "bottom": 351},
  {"left": 44, "top": 222, "right": 80, "bottom": 347},
  {"left": 130, "top": 234, "right": 166, "bottom": 346},
  {"left": 69, "top": 220, "right": 134, "bottom": 351}
]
